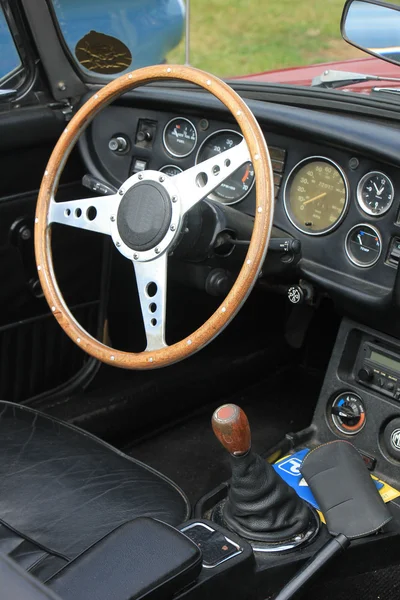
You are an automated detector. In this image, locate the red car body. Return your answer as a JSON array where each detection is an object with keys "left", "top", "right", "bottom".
[{"left": 234, "top": 56, "right": 400, "bottom": 94}]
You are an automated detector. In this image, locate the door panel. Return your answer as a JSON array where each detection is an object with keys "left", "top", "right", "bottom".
[{"left": 0, "top": 107, "right": 104, "bottom": 402}]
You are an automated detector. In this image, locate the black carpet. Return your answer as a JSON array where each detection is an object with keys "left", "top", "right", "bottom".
[
  {"left": 124, "top": 367, "right": 321, "bottom": 505},
  {"left": 306, "top": 563, "right": 400, "bottom": 600}
]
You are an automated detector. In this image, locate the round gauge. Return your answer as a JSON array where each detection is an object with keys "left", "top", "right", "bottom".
[
  {"left": 331, "top": 392, "right": 366, "bottom": 435},
  {"left": 195, "top": 130, "right": 255, "bottom": 205},
  {"left": 357, "top": 171, "right": 394, "bottom": 216},
  {"left": 283, "top": 157, "right": 348, "bottom": 235},
  {"left": 163, "top": 118, "right": 197, "bottom": 158},
  {"left": 345, "top": 224, "right": 382, "bottom": 267},
  {"left": 159, "top": 165, "right": 183, "bottom": 177}
]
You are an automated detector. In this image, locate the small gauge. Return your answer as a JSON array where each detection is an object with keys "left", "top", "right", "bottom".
[
  {"left": 195, "top": 130, "right": 254, "bottom": 205},
  {"left": 163, "top": 118, "right": 197, "bottom": 158},
  {"left": 159, "top": 165, "right": 183, "bottom": 177},
  {"left": 357, "top": 171, "right": 394, "bottom": 216},
  {"left": 345, "top": 224, "right": 382, "bottom": 267},
  {"left": 331, "top": 392, "right": 366, "bottom": 435}
]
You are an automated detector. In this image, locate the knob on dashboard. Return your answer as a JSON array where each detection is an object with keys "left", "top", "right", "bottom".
[
  {"left": 358, "top": 366, "right": 373, "bottom": 383},
  {"left": 108, "top": 136, "right": 129, "bottom": 153}
]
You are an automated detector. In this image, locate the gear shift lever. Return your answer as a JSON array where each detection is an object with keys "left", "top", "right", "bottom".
[
  {"left": 211, "top": 404, "right": 251, "bottom": 456},
  {"left": 211, "top": 404, "right": 318, "bottom": 548}
]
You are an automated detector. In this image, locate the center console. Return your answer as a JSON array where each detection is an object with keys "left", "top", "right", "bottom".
[
  {"left": 192, "top": 317, "right": 400, "bottom": 599},
  {"left": 312, "top": 317, "right": 400, "bottom": 482}
]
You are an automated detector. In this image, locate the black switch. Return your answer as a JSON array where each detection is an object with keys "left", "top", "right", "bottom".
[{"left": 387, "top": 237, "right": 400, "bottom": 266}]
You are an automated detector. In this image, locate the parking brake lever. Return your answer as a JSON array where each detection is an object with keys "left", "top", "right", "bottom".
[{"left": 273, "top": 440, "right": 392, "bottom": 600}]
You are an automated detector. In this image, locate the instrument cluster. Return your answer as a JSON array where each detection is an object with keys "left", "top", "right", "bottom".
[
  {"left": 282, "top": 155, "right": 396, "bottom": 269},
  {"left": 160, "top": 118, "right": 255, "bottom": 205},
  {"left": 99, "top": 107, "right": 398, "bottom": 276}
]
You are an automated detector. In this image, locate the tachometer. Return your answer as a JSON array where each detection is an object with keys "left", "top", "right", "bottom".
[
  {"left": 163, "top": 118, "right": 197, "bottom": 158},
  {"left": 283, "top": 157, "right": 348, "bottom": 235},
  {"left": 195, "top": 130, "right": 255, "bottom": 204}
]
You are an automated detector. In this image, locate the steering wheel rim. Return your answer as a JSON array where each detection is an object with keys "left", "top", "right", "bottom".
[{"left": 34, "top": 64, "right": 274, "bottom": 369}]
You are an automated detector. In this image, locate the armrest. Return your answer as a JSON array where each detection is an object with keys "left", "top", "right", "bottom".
[
  {"left": 0, "top": 553, "right": 62, "bottom": 600},
  {"left": 48, "top": 518, "right": 202, "bottom": 600}
]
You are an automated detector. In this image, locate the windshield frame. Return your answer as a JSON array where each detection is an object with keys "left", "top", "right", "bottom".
[{"left": 0, "top": 0, "right": 36, "bottom": 100}]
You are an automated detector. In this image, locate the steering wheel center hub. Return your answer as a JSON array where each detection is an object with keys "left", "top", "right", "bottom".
[{"left": 117, "top": 180, "right": 172, "bottom": 251}]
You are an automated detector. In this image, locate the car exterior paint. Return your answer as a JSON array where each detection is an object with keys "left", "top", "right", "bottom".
[{"left": 232, "top": 56, "right": 400, "bottom": 94}]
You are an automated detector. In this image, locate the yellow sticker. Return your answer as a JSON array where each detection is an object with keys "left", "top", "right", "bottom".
[{"left": 371, "top": 475, "right": 400, "bottom": 503}]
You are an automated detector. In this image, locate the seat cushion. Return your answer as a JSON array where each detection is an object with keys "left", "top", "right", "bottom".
[{"left": 0, "top": 401, "right": 190, "bottom": 581}]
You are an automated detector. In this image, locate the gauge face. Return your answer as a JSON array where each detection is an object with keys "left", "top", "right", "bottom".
[
  {"left": 163, "top": 118, "right": 197, "bottom": 157},
  {"left": 357, "top": 171, "right": 394, "bottom": 216},
  {"left": 159, "top": 165, "right": 182, "bottom": 177},
  {"left": 196, "top": 130, "right": 255, "bottom": 204},
  {"left": 345, "top": 224, "right": 382, "bottom": 267},
  {"left": 284, "top": 157, "right": 348, "bottom": 235},
  {"left": 331, "top": 392, "right": 366, "bottom": 435}
]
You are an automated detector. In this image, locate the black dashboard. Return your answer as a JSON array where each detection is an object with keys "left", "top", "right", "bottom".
[{"left": 79, "top": 86, "right": 400, "bottom": 334}]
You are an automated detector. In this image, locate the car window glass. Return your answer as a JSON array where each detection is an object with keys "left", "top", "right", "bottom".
[
  {"left": 50, "top": 0, "right": 185, "bottom": 79},
  {"left": 0, "top": 6, "right": 22, "bottom": 81}
]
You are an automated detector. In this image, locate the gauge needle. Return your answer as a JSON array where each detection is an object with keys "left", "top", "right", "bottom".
[
  {"left": 373, "top": 182, "right": 384, "bottom": 196},
  {"left": 302, "top": 192, "right": 327, "bottom": 205},
  {"left": 242, "top": 166, "right": 250, "bottom": 183}
]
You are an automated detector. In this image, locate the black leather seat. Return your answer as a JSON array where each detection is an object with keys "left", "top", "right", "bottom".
[{"left": 0, "top": 400, "right": 190, "bottom": 583}]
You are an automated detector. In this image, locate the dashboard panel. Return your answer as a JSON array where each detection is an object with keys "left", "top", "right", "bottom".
[{"left": 80, "top": 90, "right": 400, "bottom": 330}]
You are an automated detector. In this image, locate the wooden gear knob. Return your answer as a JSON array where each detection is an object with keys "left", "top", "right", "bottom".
[{"left": 212, "top": 404, "right": 251, "bottom": 456}]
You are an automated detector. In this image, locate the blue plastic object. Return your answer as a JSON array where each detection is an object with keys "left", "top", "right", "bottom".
[
  {"left": 51, "top": 0, "right": 185, "bottom": 77},
  {"left": 0, "top": 1, "right": 184, "bottom": 83}
]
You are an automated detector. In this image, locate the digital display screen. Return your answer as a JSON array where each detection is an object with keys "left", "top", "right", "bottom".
[{"left": 370, "top": 350, "right": 400, "bottom": 372}]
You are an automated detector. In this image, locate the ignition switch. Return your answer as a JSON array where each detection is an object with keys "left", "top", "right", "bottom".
[{"left": 330, "top": 392, "right": 366, "bottom": 435}]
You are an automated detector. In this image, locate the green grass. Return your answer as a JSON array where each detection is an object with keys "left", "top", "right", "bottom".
[{"left": 167, "top": 0, "right": 363, "bottom": 78}]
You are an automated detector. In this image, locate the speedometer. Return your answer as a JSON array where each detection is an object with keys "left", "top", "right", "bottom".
[
  {"left": 283, "top": 157, "right": 349, "bottom": 235},
  {"left": 195, "top": 130, "right": 255, "bottom": 204}
]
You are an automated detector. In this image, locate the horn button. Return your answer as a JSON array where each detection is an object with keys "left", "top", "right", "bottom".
[{"left": 117, "top": 181, "right": 172, "bottom": 251}]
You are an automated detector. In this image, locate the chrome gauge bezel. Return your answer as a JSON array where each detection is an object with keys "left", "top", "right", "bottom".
[
  {"left": 356, "top": 171, "right": 394, "bottom": 217},
  {"left": 195, "top": 129, "right": 255, "bottom": 205},
  {"left": 330, "top": 392, "right": 366, "bottom": 436},
  {"left": 163, "top": 117, "right": 197, "bottom": 158},
  {"left": 283, "top": 156, "right": 349, "bottom": 236},
  {"left": 159, "top": 164, "right": 183, "bottom": 176},
  {"left": 345, "top": 223, "right": 382, "bottom": 268}
]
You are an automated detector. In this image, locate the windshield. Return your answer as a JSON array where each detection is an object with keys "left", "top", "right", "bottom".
[
  {"left": 50, "top": 0, "right": 400, "bottom": 90},
  {"left": 169, "top": 0, "right": 364, "bottom": 77}
]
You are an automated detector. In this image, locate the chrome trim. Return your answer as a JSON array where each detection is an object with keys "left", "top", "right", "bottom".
[
  {"left": 195, "top": 129, "right": 255, "bottom": 205},
  {"left": 345, "top": 223, "right": 382, "bottom": 268},
  {"left": 331, "top": 392, "right": 366, "bottom": 436},
  {"left": 159, "top": 164, "right": 183, "bottom": 176},
  {"left": 180, "top": 522, "right": 243, "bottom": 568},
  {"left": 163, "top": 117, "right": 197, "bottom": 158},
  {"left": 283, "top": 155, "right": 349, "bottom": 236},
  {"left": 251, "top": 507, "right": 320, "bottom": 553},
  {"left": 356, "top": 171, "right": 394, "bottom": 217}
]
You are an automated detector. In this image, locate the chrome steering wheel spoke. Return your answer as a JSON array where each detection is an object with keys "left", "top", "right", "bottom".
[
  {"left": 48, "top": 194, "right": 119, "bottom": 235},
  {"left": 133, "top": 254, "right": 168, "bottom": 352},
  {"left": 173, "top": 139, "right": 251, "bottom": 215}
]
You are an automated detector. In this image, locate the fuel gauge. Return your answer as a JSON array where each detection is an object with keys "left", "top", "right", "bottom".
[
  {"left": 345, "top": 224, "right": 382, "bottom": 267},
  {"left": 163, "top": 118, "right": 197, "bottom": 158}
]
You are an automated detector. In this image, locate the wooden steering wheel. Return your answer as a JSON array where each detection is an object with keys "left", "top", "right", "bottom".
[{"left": 34, "top": 65, "right": 274, "bottom": 369}]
